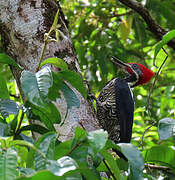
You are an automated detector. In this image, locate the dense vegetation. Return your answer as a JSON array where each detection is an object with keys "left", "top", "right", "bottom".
[{"left": 0, "top": 0, "right": 175, "bottom": 179}]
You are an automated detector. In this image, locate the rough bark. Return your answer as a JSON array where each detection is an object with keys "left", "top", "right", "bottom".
[{"left": 0, "top": 0, "right": 100, "bottom": 140}]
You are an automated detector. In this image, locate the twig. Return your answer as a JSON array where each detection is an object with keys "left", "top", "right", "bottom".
[
  {"left": 109, "top": 10, "right": 133, "bottom": 18},
  {"left": 147, "top": 48, "right": 168, "bottom": 110},
  {"left": 103, "top": 159, "right": 117, "bottom": 180},
  {"left": 139, "top": 122, "right": 156, "bottom": 149},
  {"left": 14, "top": 111, "right": 24, "bottom": 139},
  {"left": 145, "top": 164, "right": 170, "bottom": 171},
  {"left": 140, "top": 48, "right": 168, "bottom": 148},
  {"left": 66, "top": 141, "right": 82, "bottom": 156},
  {"left": 118, "top": 0, "right": 175, "bottom": 50}
]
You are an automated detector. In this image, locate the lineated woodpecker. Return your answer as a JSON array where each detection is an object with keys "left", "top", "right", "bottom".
[{"left": 96, "top": 56, "right": 154, "bottom": 145}]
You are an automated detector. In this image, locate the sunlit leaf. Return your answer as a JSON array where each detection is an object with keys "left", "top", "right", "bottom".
[
  {"left": 39, "top": 57, "right": 68, "bottom": 70},
  {"left": 0, "top": 75, "right": 9, "bottom": 99},
  {"left": 100, "top": 150, "right": 122, "bottom": 180},
  {"left": 154, "top": 30, "right": 175, "bottom": 60}
]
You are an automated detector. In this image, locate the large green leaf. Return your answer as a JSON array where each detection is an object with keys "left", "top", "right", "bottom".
[
  {"left": 154, "top": 29, "right": 175, "bottom": 61},
  {"left": 145, "top": 145, "right": 175, "bottom": 169},
  {"left": 158, "top": 117, "right": 175, "bottom": 140},
  {"left": 0, "top": 148, "right": 18, "bottom": 180},
  {"left": 87, "top": 129, "right": 108, "bottom": 154},
  {"left": 25, "top": 101, "right": 59, "bottom": 130},
  {"left": 118, "top": 143, "right": 144, "bottom": 180},
  {"left": 40, "top": 57, "right": 68, "bottom": 70},
  {"left": 54, "top": 140, "right": 72, "bottom": 160},
  {"left": 34, "top": 132, "right": 58, "bottom": 170},
  {"left": 0, "top": 75, "right": 9, "bottom": 99},
  {"left": 48, "top": 72, "right": 81, "bottom": 112},
  {"left": 21, "top": 66, "right": 53, "bottom": 107},
  {"left": 100, "top": 150, "right": 122, "bottom": 180},
  {"left": 0, "top": 99, "right": 19, "bottom": 119},
  {"left": 60, "top": 81, "right": 80, "bottom": 110},
  {"left": 60, "top": 70, "right": 87, "bottom": 98},
  {"left": 0, "top": 53, "right": 22, "bottom": 70}
]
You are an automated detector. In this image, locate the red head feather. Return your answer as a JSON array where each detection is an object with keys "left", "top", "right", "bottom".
[{"left": 128, "top": 63, "right": 154, "bottom": 85}]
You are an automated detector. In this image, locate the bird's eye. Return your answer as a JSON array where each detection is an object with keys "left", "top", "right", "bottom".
[{"left": 132, "top": 64, "right": 138, "bottom": 69}]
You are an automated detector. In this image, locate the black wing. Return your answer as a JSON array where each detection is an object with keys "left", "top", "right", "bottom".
[{"left": 114, "top": 78, "right": 134, "bottom": 143}]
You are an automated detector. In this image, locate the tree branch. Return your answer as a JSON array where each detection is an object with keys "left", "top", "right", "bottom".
[{"left": 118, "top": 0, "right": 175, "bottom": 50}]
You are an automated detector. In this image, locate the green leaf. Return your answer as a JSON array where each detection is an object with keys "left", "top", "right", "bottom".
[
  {"left": 74, "top": 127, "right": 87, "bottom": 142},
  {"left": 18, "top": 167, "right": 35, "bottom": 177},
  {"left": 9, "top": 115, "right": 18, "bottom": 133},
  {"left": 48, "top": 72, "right": 62, "bottom": 101},
  {"left": 118, "top": 143, "right": 144, "bottom": 180},
  {"left": 0, "top": 75, "right": 10, "bottom": 99},
  {"left": 0, "top": 99, "right": 19, "bottom": 119},
  {"left": 21, "top": 66, "right": 53, "bottom": 107},
  {"left": 70, "top": 145, "right": 89, "bottom": 163},
  {"left": 16, "top": 170, "right": 60, "bottom": 180},
  {"left": 52, "top": 9, "right": 60, "bottom": 29},
  {"left": 158, "top": 118, "right": 175, "bottom": 140},
  {"left": 40, "top": 57, "right": 68, "bottom": 70},
  {"left": 0, "top": 53, "right": 22, "bottom": 70},
  {"left": 0, "top": 148, "right": 18, "bottom": 180},
  {"left": 25, "top": 102, "right": 58, "bottom": 131},
  {"left": 60, "top": 70, "right": 87, "bottom": 98},
  {"left": 54, "top": 140, "right": 72, "bottom": 160},
  {"left": 100, "top": 150, "right": 122, "bottom": 180},
  {"left": 0, "top": 122, "right": 10, "bottom": 136},
  {"left": 77, "top": 162, "right": 100, "bottom": 180},
  {"left": 35, "top": 132, "right": 58, "bottom": 170},
  {"left": 60, "top": 81, "right": 80, "bottom": 110},
  {"left": 8, "top": 140, "right": 36, "bottom": 149},
  {"left": 87, "top": 129, "right": 108, "bottom": 154},
  {"left": 145, "top": 145, "right": 175, "bottom": 169},
  {"left": 20, "top": 124, "right": 50, "bottom": 135},
  {"left": 46, "top": 156, "right": 79, "bottom": 176},
  {"left": 154, "top": 29, "right": 175, "bottom": 60}
]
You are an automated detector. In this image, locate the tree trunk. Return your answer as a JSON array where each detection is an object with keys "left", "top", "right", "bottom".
[{"left": 0, "top": 0, "right": 100, "bottom": 140}]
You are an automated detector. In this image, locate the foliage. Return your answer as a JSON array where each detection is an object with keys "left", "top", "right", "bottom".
[{"left": 1, "top": 0, "right": 175, "bottom": 179}]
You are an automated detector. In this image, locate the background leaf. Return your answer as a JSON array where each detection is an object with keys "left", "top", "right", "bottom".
[
  {"left": 0, "top": 75, "right": 10, "bottom": 99},
  {"left": 145, "top": 145, "right": 175, "bottom": 169},
  {"left": 158, "top": 117, "right": 175, "bottom": 140}
]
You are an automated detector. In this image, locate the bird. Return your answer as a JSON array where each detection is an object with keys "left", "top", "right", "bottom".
[{"left": 96, "top": 56, "right": 154, "bottom": 146}]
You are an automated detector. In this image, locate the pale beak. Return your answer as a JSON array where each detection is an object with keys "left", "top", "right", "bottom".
[{"left": 111, "top": 56, "right": 131, "bottom": 69}]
